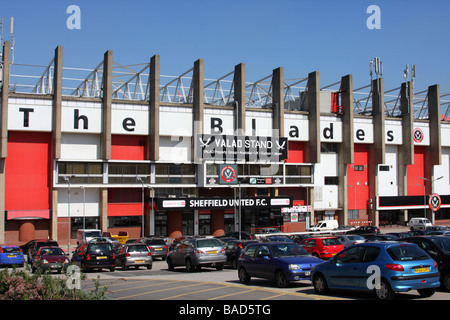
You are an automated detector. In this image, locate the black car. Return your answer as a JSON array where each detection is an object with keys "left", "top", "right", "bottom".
[
  {"left": 223, "top": 231, "right": 254, "bottom": 240},
  {"left": 71, "top": 241, "right": 116, "bottom": 272},
  {"left": 223, "top": 240, "right": 258, "bottom": 269},
  {"left": 400, "top": 236, "right": 450, "bottom": 291},
  {"left": 362, "top": 233, "right": 399, "bottom": 242},
  {"left": 20, "top": 239, "right": 59, "bottom": 263},
  {"left": 346, "top": 226, "right": 380, "bottom": 235},
  {"left": 136, "top": 237, "right": 169, "bottom": 260}
]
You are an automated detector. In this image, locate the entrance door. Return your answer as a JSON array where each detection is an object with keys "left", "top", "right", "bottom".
[{"left": 182, "top": 211, "right": 194, "bottom": 235}]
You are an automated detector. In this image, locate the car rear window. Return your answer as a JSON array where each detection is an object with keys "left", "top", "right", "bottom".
[
  {"left": 148, "top": 239, "right": 166, "bottom": 245},
  {"left": 88, "top": 243, "right": 113, "bottom": 254},
  {"left": 2, "top": 247, "right": 21, "bottom": 254},
  {"left": 128, "top": 245, "right": 149, "bottom": 253},
  {"left": 322, "top": 238, "right": 340, "bottom": 246},
  {"left": 430, "top": 237, "right": 450, "bottom": 255},
  {"left": 196, "top": 239, "right": 222, "bottom": 248},
  {"left": 387, "top": 245, "right": 429, "bottom": 261}
]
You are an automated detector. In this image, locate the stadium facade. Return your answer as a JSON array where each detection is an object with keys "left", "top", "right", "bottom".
[{"left": 1, "top": 42, "right": 450, "bottom": 245}]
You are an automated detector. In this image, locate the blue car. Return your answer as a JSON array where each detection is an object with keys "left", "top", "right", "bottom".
[
  {"left": 237, "top": 242, "right": 323, "bottom": 288},
  {"left": 311, "top": 242, "right": 440, "bottom": 300},
  {"left": 0, "top": 246, "right": 24, "bottom": 267}
]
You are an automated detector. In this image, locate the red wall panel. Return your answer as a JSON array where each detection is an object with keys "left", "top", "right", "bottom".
[
  {"left": 5, "top": 132, "right": 51, "bottom": 211},
  {"left": 407, "top": 146, "right": 425, "bottom": 196},
  {"left": 347, "top": 144, "right": 370, "bottom": 210},
  {"left": 111, "top": 135, "right": 147, "bottom": 160},
  {"left": 286, "top": 141, "right": 304, "bottom": 163}
]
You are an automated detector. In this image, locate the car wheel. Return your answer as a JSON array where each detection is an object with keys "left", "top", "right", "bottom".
[
  {"left": 238, "top": 267, "right": 250, "bottom": 284},
  {"left": 231, "top": 258, "right": 238, "bottom": 269},
  {"left": 275, "top": 270, "right": 289, "bottom": 288},
  {"left": 417, "top": 288, "right": 436, "bottom": 298},
  {"left": 186, "top": 259, "right": 196, "bottom": 272},
  {"left": 313, "top": 273, "right": 329, "bottom": 295},
  {"left": 167, "top": 257, "right": 174, "bottom": 271},
  {"left": 110, "top": 267, "right": 115, "bottom": 272},
  {"left": 442, "top": 272, "right": 450, "bottom": 291},
  {"left": 146, "top": 264, "right": 152, "bottom": 270},
  {"left": 215, "top": 264, "right": 224, "bottom": 271},
  {"left": 374, "top": 279, "right": 395, "bottom": 300},
  {"left": 121, "top": 260, "right": 128, "bottom": 270}
]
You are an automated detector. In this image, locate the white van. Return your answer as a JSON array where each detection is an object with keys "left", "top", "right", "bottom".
[
  {"left": 408, "top": 218, "right": 432, "bottom": 231},
  {"left": 76, "top": 229, "right": 102, "bottom": 244},
  {"left": 307, "top": 220, "right": 339, "bottom": 232}
]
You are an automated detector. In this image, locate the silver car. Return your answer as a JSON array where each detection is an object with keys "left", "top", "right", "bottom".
[
  {"left": 166, "top": 237, "right": 226, "bottom": 272},
  {"left": 335, "top": 235, "right": 365, "bottom": 248},
  {"left": 116, "top": 244, "right": 152, "bottom": 270}
]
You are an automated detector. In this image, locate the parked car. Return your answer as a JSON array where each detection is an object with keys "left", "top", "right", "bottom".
[
  {"left": 386, "top": 232, "right": 413, "bottom": 239},
  {"left": 346, "top": 226, "right": 380, "bottom": 235},
  {"left": 31, "top": 246, "right": 69, "bottom": 274},
  {"left": 237, "top": 242, "right": 323, "bottom": 288},
  {"left": 408, "top": 218, "right": 433, "bottom": 231},
  {"left": 260, "top": 236, "right": 294, "bottom": 243},
  {"left": 299, "top": 237, "right": 344, "bottom": 259},
  {"left": 116, "top": 244, "right": 152, "bottom": 270},
  {"left": 311, "top": 242, "right": 440, "bottom": 300},
  {"left": 22, "top": 239, "right": 59, "bottom": 263},
  {"left": 289, "top": 234, "right": 313, "bottom": 244},
  {"left": 71, "top": 241, "right": 116, "bottom": 272},
  {"left": 0, "top": 246, "right": 24, "bottom": 267},
  {"left": 400, "top": 236, "right": 450, "bottom": 291},
  {"left": 223, "top": 239, "right": 258, "bottom": 269},
  {"left": 166, "top": 237, "right": 226, "bottom": 272},
  {"left": 335, "top": 235, "right": 365, "bottom": 248},
  {"left": 307, "top": 219, "right": 339, "bottom": 232},
  {"left": 136, "top": 237, "right": 169, "bottom": 260},
  {"left": 223, "top": 231, "right": 254, "bottom": 240},
  {"left": 363, "top": 234, "right": 399, "bottom": 242},
  {"left": 259, "top": 228, "right": 281, "bottom": 234},
  {"left": 76, "top": 229, "right": 103, "bottom": 245}
]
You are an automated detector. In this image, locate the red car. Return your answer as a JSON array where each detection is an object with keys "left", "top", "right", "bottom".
[
  {"left": 31, "top": 246, "right": 69, "bottom": 273},
  {"left": 299, "top": 237, "right": 344, "bottom": 259}
]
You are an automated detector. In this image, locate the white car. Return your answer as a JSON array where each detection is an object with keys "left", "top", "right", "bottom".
[{"left": 408, "top": 218, "right": 432, "bottom": 231}]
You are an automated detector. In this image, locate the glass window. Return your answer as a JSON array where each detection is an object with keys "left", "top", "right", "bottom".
[
  {"left": 362, "top": 246, "right": 380, "bottom": 262},
  {"left": 335, "top": 246, "right": 364, "bottom": 264},
  {"left": 243, "top": 245, "right": 257, "bottom": 258},
  {"left": 387, "top": 245, "right": 430, "bottom": 261}
]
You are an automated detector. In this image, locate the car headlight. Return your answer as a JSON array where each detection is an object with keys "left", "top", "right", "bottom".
[
  {"left": 43, "top": 259, "right": 48, "bottom": 264},
  {"left": 289, "top": 264, "right": 301, "bottom": 270},
  {"left": 64, "top": 259, "right": 69, "bottom": 264}
]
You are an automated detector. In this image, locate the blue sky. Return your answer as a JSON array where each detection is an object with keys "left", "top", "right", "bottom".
[{"left": 2, "top": 0, "right": 450, "bottom": 94}]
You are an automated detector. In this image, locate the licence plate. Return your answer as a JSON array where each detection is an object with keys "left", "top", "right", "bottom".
[
  {"left": 207, "top": 250, "right": 217, "bottom": 255},
  {"left": 135, "top": 260, "right": 145, "bottom": 263},
  {"left": 97, "top": 256, "right": 107, "bottom": 260},
  {"left": 154, "top": 248, "right": 162, "bottom": 251},
  {"left": 7, "top": 255, "right": 16, "bottom": 258},
  {"left": 414, "top": 267, "right": 430, "bottom": 273}
]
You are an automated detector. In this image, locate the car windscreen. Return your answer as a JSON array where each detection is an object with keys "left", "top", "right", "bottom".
[
  {"left": 271, "top": 243, "right": 309, "bottom": 257},
  {"left": 196, "top": 239, "right": 223, "bottom": 248},
  {"left": 430, "top": 237, "right": 450, "bottom": 255},
  {"left": 86, "top": 231, "right": 102, "bottom": 237},
  {"left": 387, "top": 245, "right": 429, "bottom": 261}
]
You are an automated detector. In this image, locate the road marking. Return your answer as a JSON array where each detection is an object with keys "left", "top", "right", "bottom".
[
  {"left": 162, "top": 284, "right": 236, "bottom": 300},
  {"left": 116, "top": 282, "right": 205, "bottom": 300},
  {"left": 208, "top": 288, "right": 256, "bottom": 300}
]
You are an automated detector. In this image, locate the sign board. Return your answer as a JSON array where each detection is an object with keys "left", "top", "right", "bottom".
[
  {"left": 195, "top": 134, "right": 288, "bottom": 162},
  {"left": 158, "top": 196, "right": 292, "bottom": 210},
  {"left": 428, "top": 193, "right": 441, "bottom": 212}
]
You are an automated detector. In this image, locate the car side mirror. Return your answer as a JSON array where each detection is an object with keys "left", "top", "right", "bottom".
[{"left": 263, "top": 255, "right": 271, "bottom": 260}]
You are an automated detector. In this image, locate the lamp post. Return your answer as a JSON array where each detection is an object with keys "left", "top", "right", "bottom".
[
  {"left": 136, "top": 176, "right": 146, "bottom": 237},
  {"left": 64, "top": 175, "right": 74, "bottom": 256},
  {"left": 80, "top": 186, "right": 86, "bottom": 231},
  {"left": 416, "top": 183, "right": 426, "bottom": 218}
]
